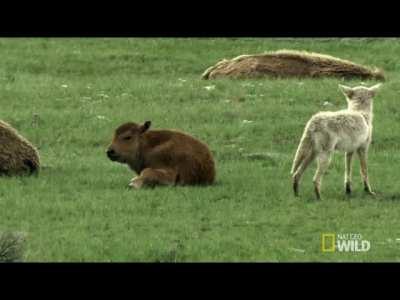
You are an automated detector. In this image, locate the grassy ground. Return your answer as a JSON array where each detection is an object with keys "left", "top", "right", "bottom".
[{"left": 0, "top": 38, "right": 400, "bottom": 262}]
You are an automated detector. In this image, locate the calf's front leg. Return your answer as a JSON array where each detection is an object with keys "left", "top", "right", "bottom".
[{"left": 129, "top": 168, "right": 178, "bottom": 189}]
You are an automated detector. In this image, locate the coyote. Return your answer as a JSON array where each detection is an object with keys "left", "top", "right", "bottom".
[{"left": 291, "top": 83, "right": 382, "bottom": 200}]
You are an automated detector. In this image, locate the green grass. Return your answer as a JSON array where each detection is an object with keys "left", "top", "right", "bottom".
[{"left": 0, "top": 38, "right": 400, "bottom": 262}]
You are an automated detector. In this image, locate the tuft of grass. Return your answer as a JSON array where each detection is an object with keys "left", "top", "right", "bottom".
[{"left": 0, "top": 231, "right": 27, "bottom": 262}]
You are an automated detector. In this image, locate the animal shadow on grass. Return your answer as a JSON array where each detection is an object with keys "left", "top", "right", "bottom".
[
  {"left": 298, "top": 190, "right": 381, "bottom": 202},
  {"left": 377, "top": 192, "right": 400, "bottom": 202},
  {"left": 149, "top": 240, "right": 186, "bottom": 262},
  {"left": 124, "top": 180, "right": 223, "bottom": 190},
  {"left": 341, "top": 188, "right": 395, "bottom": 202},
  {"left": 242, "top": 152, "right": 281, "bottom": 166}
]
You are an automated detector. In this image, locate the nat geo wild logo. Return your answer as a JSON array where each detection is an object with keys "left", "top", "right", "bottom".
[{"left": 321, "top": 233, "right": 371, "bottom": 253}]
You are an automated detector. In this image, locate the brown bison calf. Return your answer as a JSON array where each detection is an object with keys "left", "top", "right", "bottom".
[{"left": 106, "top": 121, "right": 215, "bottom": 188}]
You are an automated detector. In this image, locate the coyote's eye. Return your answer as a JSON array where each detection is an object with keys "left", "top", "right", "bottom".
[{"left": 123, "top": 136, "right": 132, "bottom": 141}]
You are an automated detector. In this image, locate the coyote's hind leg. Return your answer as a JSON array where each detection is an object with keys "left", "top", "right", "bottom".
[
  {"left": 292, "top": 152, "right": 316, "bottom": 197},
  {"left": 313, "top": 152, "right": 332, "bottom": 200}
]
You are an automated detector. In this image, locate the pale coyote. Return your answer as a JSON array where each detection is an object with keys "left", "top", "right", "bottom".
[{"left": 291, "top": 83, "right": 382, "bottom": 200}]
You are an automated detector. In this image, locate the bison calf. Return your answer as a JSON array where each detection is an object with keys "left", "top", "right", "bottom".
[{"left": 106, "top": 121, "right": 215, "bottom": 188}]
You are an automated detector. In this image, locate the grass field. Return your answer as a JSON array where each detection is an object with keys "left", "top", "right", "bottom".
[{"left": 0, "top": 38, "right": 400, "bottom": 262}]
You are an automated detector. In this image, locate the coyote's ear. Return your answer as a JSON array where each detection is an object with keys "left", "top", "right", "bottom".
[
  {"left": 369, "top": 83, "right": 382, "bottom": 96},
  {"left": 339, "top": 84, "right": 354, "bottom": 98},
  {"left": 140, "top": 121, "right": 151, "bottom": 134}
]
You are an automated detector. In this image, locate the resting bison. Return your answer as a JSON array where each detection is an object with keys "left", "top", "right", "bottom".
[
  {"left": 0, "top": 120, "right": 40, "bottom": 175},
  {"left": 106, "top": 121, "right": 215, "bottom": 188},
  {"left": 202, "top": 50, "right": 385, "bottom": 80}
]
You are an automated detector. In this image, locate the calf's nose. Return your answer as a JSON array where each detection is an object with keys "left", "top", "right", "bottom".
[{"left": 106, "top": 149, "right": 115, "bottom": 157}]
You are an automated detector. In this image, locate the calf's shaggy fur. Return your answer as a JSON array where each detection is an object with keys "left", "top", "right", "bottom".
[
  {"left": 202, "top": 50, "right": 385, "bottom": 80},
  {"left": 291, "top": 84, "right": 381, "bottom": 200},
  {"left": 107, "top": 121, "right": 215, "bottom": 188},
  {"left": 0, "top": 120, "right": 40, "bottom": 175}
]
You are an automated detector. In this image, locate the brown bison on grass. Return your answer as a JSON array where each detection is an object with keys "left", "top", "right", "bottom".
[
  {"left": 0, "top": 120, "right": 40, "bottom": 175},
  {"left": 202, "top": 50, "right": 385, "bottom": 80},
  {"left": 106, "top": 121, "right": 215, "bottom": 188}
]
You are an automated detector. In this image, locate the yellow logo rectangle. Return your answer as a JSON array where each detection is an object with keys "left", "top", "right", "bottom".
[{"left": 321, "top": 233, "right": 336, "bottom": 252}]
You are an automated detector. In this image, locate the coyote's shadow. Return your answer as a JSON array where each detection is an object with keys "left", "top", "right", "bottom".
[{"left": 377, "top": 193, "right": 400, "bottom": 201}]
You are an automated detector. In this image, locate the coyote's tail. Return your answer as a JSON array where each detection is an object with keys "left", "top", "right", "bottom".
[{"left": 291, "top": 129, "right": 313, "bottom": 175}]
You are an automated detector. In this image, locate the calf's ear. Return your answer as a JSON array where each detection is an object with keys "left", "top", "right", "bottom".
[{"left": 140, "top": 121, "right": 151, "bottom": 133}]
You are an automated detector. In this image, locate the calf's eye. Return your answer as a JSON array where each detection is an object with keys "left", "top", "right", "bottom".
[{"left": 123, "top": 136, "right": 132, "bottom": 141}]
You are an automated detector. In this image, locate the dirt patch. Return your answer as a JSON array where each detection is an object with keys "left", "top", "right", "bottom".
[{"left": 202, "top": 50, "right": 385, "bottom": 80}]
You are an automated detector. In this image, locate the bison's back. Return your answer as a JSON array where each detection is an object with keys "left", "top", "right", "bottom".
[
  {"left": 0, "top": 121, "right": 40, "bottom": 175},
  {"left": 144, "top": 130, "right": 215, "bottom": 185},
  {"left": 202, "top": 50, "right": 385, "bottom": 80}
]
